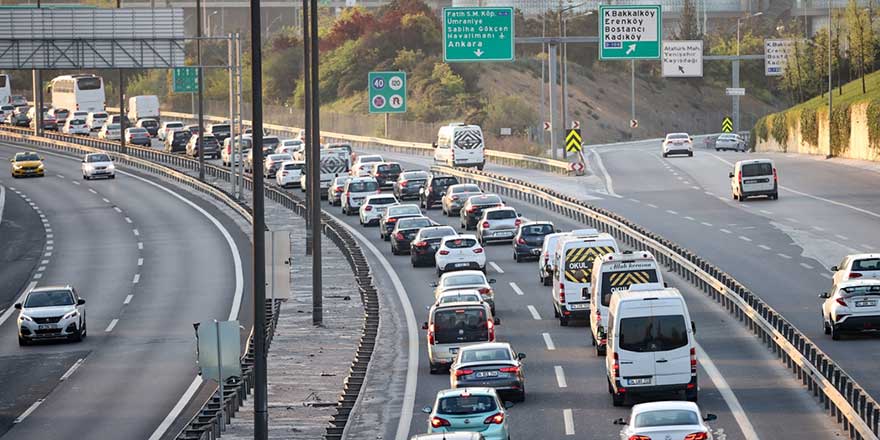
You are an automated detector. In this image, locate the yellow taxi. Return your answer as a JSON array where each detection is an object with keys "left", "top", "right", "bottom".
[{"left": 10, "top": 151, "right": 45, "bottom": 178}]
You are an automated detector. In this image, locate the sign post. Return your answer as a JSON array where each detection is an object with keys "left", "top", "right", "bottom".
[
  {"left": 368, "top": 71, "right": 406, "bottom": 114},
  {"left": 662, "top": 40, "right": 703, "bottom": 77},
  {"left": 443, "top": 7, "right": 514, "bottom": 62},
  {"left": 599, "top": 5, "right": 662, "bottom": 60},
  {"left": 173, "top": 67, "right": 199, "bottom": 93}
]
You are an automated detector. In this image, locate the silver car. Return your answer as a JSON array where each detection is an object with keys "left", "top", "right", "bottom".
[
  {"left": 442, "top": 184, "right": 482, "bottom": 217},
  {"left": 714, "top": 133, "right": 745, "bottom": 152},
  {"left": 432, "top": 270, "right": 497, "bottom": 313},
  {"left": 16, "top": 285, "right": 87, "bottom": 345},
  {"left": 81, "top": 152, "right": 116, "bottom": 180},
  {"left": 477, "top": 207, "right": 521, "bottom": 245}
]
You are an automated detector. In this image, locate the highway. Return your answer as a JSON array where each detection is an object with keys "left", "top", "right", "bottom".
[{"left": 0, "top": 142, "right": 252, "bottom": 439}]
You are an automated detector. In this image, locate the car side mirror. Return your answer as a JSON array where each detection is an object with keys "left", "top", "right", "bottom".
[
  {"left": 664, "top": 282, "right": 669, "bottom": 288},
  {"left": 440, "top": 191, "right": 446, "bottom": 197},
  {"left": 422, "top": 322, "right": 429, "bottom": 330},
  {"left": 517, "top": 352, "right": 526, "bottom": 360},
  {"left": 77, "top": 298, "right": 86, "bottom": 305},
  {"left": 703, "top": 414, "right": 718, "bottom": 422},
  {"left": 728, "top": 172, "right": 734, "bottom": 179},
  {"left": 691, "top": 321, "right": 696, "bottom": 335},
  {"left": 494, "top": 317, "right": 501, "bottom": 325},
  {"left": 421, "top": 406, "right": 432, "bottom": 414},
  {"left": 819, "top": 292, "right": 830, "bottom": 299},
  {"left": 488, "top": 279, "right": 496, "bottom": 284},
  {"left": 612, "top": 417, "right": 627, "bottom": 425},
  {"left": 430, "top": 282, "right": 438, "bottom": 287},
  {"left": 13, "top": 303, "right": 21, "bottom": 310},
  {"left": 431, "top": 142, "right": 437, "bottom": 149},
  {"left": 830, "top": 266, "right": 839, "bottom": 271},
  {"left": 81, "top": 159, "right": 86, "bottom": 163},
  {"left": 503, "top": 401, "right": 514, "bottom": 409},
  {"left": 517, "top": 213, "right": 523, "bottom": 217}
]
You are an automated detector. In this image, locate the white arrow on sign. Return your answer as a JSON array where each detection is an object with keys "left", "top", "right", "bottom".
[
  {"left": 625, "top": 44, "right": 637, "bottom": 55},
  {"left": 474, "top": 49, "right": 484, "bottom": 57}
]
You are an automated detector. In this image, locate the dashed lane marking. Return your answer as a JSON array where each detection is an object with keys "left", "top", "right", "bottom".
[
  {"left": 489, "top": 262, "right": 504, "bottom": 274},
  {"left": 835, "top": 234, "right": 849, "bottom": 241},
  {"left": 125, "top": 217, "right": 132, "bottom": 224},
  {"left": 683, "top": 216, "right": 695, "bottom": 221},
  {"left": 13, "top": 399, "right": 44, "bottom": 424},
  {"left": 114, "top": 207, "right": 122, "bottom": 213},
  {"left": 138, "top": 258, "right": 144, "bottom": 267},
  {"left": 758, "top": 245, "right": 772, "bottom": 251},
  {"left": 701, "top": 222, "right": 713, "bottom": 227},
  {"left": 0, "top": 281, "right": 37, "bottom": 327},
  {"left": 646, "top": 203, "right": 658, "bottom": 209},
  {"left": 88, "top": 188, "right": 97, "bottom": 194},
  {"left": 102, "top": 198, "right": 110, "bottom": 203},
  {"left": 666, "top": 210, "right": 678, "bottom": 215},
  {"left": 738, "top": 236, "right": 752, "bottom": 242},
  {"left": 800, "top": 262, "right": 814, "bottom": 270},
  {"left": 778, "top": 253, "right": 792, "bottom": 260},
  {"left": 132, "top": 274, "right": 140, "bottom": 284},
  {"left": 554, "top": 366, "right": 567, "bottom": 388},
  {"left": 60, "top": 358, "right": 84, "bottom": 381},
  {"left": 563, "top": 409, "right": 575, "bottom": 436},
  {"left": 527, "top": 305, "right": 541, "bottom": 320},
  {"left": 543, "top": 333, "right": 556, "bottom": 350},
  {"left": 137, "top": 242, "right": 143, "bottom": 250},
  {"left": 132, "top": 229, "right": 140, "bottom": 236},
  {"left": 510, "top": 282, "right": 524, "bottom": 296},
  {"left": 719, "top": 229, "right": 732, "bottom": 234},
  {"left": 105, "top": 319, "right": 119, "bottom": 333},
  {"left": 124, "top": 294, "right": 134, "bottom": 305}
]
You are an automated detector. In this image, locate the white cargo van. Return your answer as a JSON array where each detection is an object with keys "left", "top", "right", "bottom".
[
  {"left": 550, "top": 229, "right": 619, "bottom": 326},
  {"left": 730, "top": 158, "right": 778, "bottom": 201},
  {"left": 589, "top": 251, "right": 663, "bottom": 356},
  {"left": 300, "top": 148, "right": 350, "bottom": 195},
  {"left": 433, "top": 123, "right": 485, "bottom": 170},
  {"left": 127, "top": 95, "right": 160, "bottom": 122},
  {"left": 606, "top": 286, "right": 698, "bottom": 407}
]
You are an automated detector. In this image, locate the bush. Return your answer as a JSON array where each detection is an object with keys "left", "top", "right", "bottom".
[
  {"left": 771, "top": 113, "right": 788, "bottom": 146},
  {"left": 754, "top": 116, "right": 769, "bottom": 142},
  {"left": 483, "top": 95, "right": 537, "bottom": 137},
  {"left": 867, "top": 100, "right": 880, "bottom": 151},
  {"left": 830, "top": 105, "right": 851, "bottom": 156},
  {"left": 799, "top": 108, "right": 818, "bottom": 147}
]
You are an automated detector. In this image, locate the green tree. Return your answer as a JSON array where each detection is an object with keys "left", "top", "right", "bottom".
[
  {"left": 846, "top": 0, "right": 875, "bottom": 93},
  {"left": 677, "top": 0, "right": 702, "bottom": 40},
  {"left": 811, "top": 28, "right": 839, "bottom": 98},
  {"left": 483, "top": 95, "right": 537, "bottom": 136}
]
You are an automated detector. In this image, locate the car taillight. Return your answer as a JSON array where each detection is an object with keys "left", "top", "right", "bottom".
[
  {"left": 836, "top": 298, "right": 848, "bottom": 307},
  {"left": 364, "top": 206, "right": 373, "bottom": 211},
  {"left": 344, "top": 191, "right": 350, "bottom": 201},
  {"left": 452, "top": 195, "right": 459, "bottom": 200},
  {"left": 595, "top": 309, "right": 601, "bottom": 323},
  {"left": 559, "top": 283, "right": 566, "bottom": 304},
  {"left": 467, "top": 206, "right": 477, "bottom": 213},
  {"left": 773, "top": 167, "right": 778, "bottom": 182},
  {"left": 281, "top": 171, "right": 288, "bottom": 176},
  {"left": 400, "top": 180, "right": 408, "bottom": 187},
  {"left": 387, "top": 218, "right": 397, "bottom": 223},
  {"left": 628, "top": 436, "right": 651, "bottom": 440},
  {"left": 684, "top": 433, "right": 709, "bottom": 440},
  {"left": 487, "top": 319, "right": 495, "bottom": 340},
  {"left": 473, "top": 248, "right": 483, "bottom": 254},
  {"left": 499, "top": 366, "right": 519, "bottom": 373},
  {"left": 454, "top": 369, "right": 473, "bottom": 377},
  {"left": 690, "top": 347, "right": 697, "bottom": 373},
  {"left": 335, "top": 187, "right": 344, "bottom": 193},
  {"left": 483, "top": 412, "right": 504, "bottom": 425},
  {"left": 430, "top": 416, "right": 450, "bottom": 428},
  {"left": 737, "top": 171, "right": 742, "bottom": 185},
  {"left": 849, "top": 273, "right": 863, "bottom": 279},
  {"left": 395, "top": 232, "right": 405, "bottom": 240},
  {"left": 517, "top": 237, "right": 526, "bottom": 245},
  {"left": 428, "top": 324, "right": 435, "bottom": 345},
  {"left": 515, "top": 219, "right": 522, "bottom": 227},
  {"left": 613, "top": 352, "right": 620, "bottom": 378},
  {"left": 482, "top": 221, "right": 490, "bottom": 229},
  {"left": 414, "top": 241, "right": 427, "bottom": 247},
  {"left": 439, "top": 250, "right": 450, "bottom": 255},
  {"left": 478, "top": 287, "right": 491, "bottom": 295}
]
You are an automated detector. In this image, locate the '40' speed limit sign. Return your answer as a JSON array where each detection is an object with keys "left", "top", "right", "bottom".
[{"left": 369, "top": 71, "right": 407, "bottom": 114}]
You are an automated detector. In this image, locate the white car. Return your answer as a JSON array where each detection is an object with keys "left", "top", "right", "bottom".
[
  {"left": 0, "top": 104, "right": 15, "bottom": 121},
  {"left": 714, "top": 133, "right": 745, "bottom": 152},
  {"left": 16, "top": 285, "right": 87, "bottom": 345},
  {"left": 831, "top": 254, "right": 880, "bottom": 285},
  {"left": 662, "top": 133, "right": 693, "bottom": 157},
  {"left": 328, "top": 176, "right": 352, "bottom": 206},
  {"left": 432, "top": 270, "right": 496, "bottom": 313},
  {"left": 71, "top": 110, "right": 89, "bottom": 122},
  {"left": 98, "top": 123, "right": 121, "bottom": 141},
  {"left": 81, "top": 152, "right": 116, "bottom": 180},
  {"left": 277, "top": 139, "right": 303, "bottom": 157},
  {"left": 158, "top": 121, "right": 185, "bottom": 141},
  {"left": 821, "top": 279, "right": 880, "bottom": 340},
  {"left": 86, "top": 111, "right": 109, "bottom": 131},
  {"left": 434, "top": 290, "right": 484, "bottom": 306},
  {"left": 62, "top": 118, "right": 90, "bottom": 135},
  {"left": 436, "top": 235, "right": 486, "bottom": 276},
  {"left": 342, "top": 177, "right": 381, "bottom": 215},
  {"left": 351, "top": 155, "right": 384, "bottom": 177},
  {"left": 614, "top": 401, "right": 716, "bottom": 440},
  {"left": 275, "top": 160, "right": 305, "bottom": 188},
  {"left": 538, "top": 232, "right": 568, "bottom": 286},
  {"left": 359, "top": 194, "right": 398, "bottom": 226}
]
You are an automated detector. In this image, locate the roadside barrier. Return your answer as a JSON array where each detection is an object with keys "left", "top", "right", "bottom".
[
  {"left": 0, "top": 126, "right": 378, "bottom": 440},
  {"left": 432, "top": 164, "right": 880, "bottom": 440}
]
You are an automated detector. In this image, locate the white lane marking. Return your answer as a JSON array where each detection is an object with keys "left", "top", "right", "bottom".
[
  {"left": 46, "top": 240, "right": 53, "bottom": 245},
  {"left": 800, "top": 262, "right": 814, "bottom": 270},
  {"left": 555, "top": 366, "right": 567, "bottom": 388},
  {"left": 778, "top": 253, "right": 792, "bottom": 259},
  {"left": 701, "top": 222, "right": 713, "bottom": 227},
  {"left": 114, "top": 207, "right": 122, "bottom": 213},
  {"left": 13, "top": 399, "right": 44, "bottom": 424},
  {"left": 88, "top": 188, "right": 97, "bottom": 194},
  {"left": 37, "top": 266, "right": 45, "bottom": 272},
  {"left": 147, "top": 377, "right": 204, "bottom": 440},
  {"left": 628, "top": 198, "right": 640, "bottom": 203},
  {"left": 489, "top": 262, "right": 504, "bottom": 274},
  {"left": 38, "top": 213, "right": 45, "bottom": 218},
  {"left": 0, "top": 281, "right": 37, "bottom": 327},
  {"left": 683, "top": 216, "right": 695, "bottom": 221},
  {"left": 812, "top": 226, "right": 825, "bottom": 232},
  {"left": 527, "top": 305, "right": 542, "bottom": 320},
  {"left": 563, "top": 409, "right": 575, "bottom": 435},
  {"left": 786, "top": 217, "right": 801, "bottom": 224},
  {"left": 2, "top": 184, "right": 8, "bottom": 222},
  {"left": 666, "top": 210, "right": 678, "bottom": 215},
  {"left": 32, "top": 273, "right": 42, "bottom": 280},
  {"left": 704, "top": 191, "right": 715, "bottom": 196},
  {"left": 719, "top": 229, "right": 732, "bottom": 234},
  {"left": 758, "top": 245, "right": 772, "bottom": 251},
  {"left": 104, "top": 319, "right": 119, "bottom": 332},
  {"left": 510, "top": 282, "right": 524, "bottom": 296},
  {"left": 56, "top": 174, "right": 64, "bottom": 179},
  {"left": 102, "top": 197, "right": 110, "bottom": 203},
  {"left": 44, "top": 252, "right": 51, "bottom": 257},
  {"left": 835, "top": 234, "right": 849, "bottom": 241},
  {"left": 821, "top": 273, "right": 833, "bottom": 279},
  {"left": 682, "top": 180, "right": 690, "bottom": 185},
  {"left": 132, "top": 274, "right": 140, "bottom": 284},
  {"left": 738, "top": 236, "right": 752, "bottom": 242},
  {"left": 45, "top": 228, "right": 52, "bottom": 233},
  {"left": 72, "top": 181, "right": 80, "bottom": 185},
  {"left": 45, "top": 246, "right": 53, "bottom": 251},
  {"left": 760, "top": 210, "right": 773, "bottom": 215},
  {"left": 46, "top": 234, "right": 53, "bottom": 239},
  {"left": 123, "top": 294, "right": 134, "bottom": 305},
  {"left": 137, "top": 242, "right": 143, "bottom": 250},
  {"left": 691, "top": 186, "right": 700, "bottom": 190},
  {"left": 646, "top": 203, "right": 658, "bottom": 209},
  {"left": 132, "top": 229, "right": 139, "bottom": 236},
  {"left": 590, "top": 149, "right": 620, "bottom": 198},
  {"left": 137, "top": 258, "right": 144, "bottom": 266},
  {"left": 40, "top": 260, "right": 49, "bottom": 265},
  {"left": 696, "top": 342, "right": 761, "bottom": 440},
  {"left": 543, "top": 332, "right": 556, "bottom": 350},
  {"left": 124, "top": 217, "right": 132, "bottom": 224},
  {"left": 60, "top": 358, "right": 84, "bottom": 381},
  {"left": 860, "top": 244, "right": 875, "bottom": 251}
]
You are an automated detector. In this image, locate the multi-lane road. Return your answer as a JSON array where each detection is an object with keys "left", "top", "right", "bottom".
[{"left": 0, "top": 141, "right": 252, "bottom": 439}]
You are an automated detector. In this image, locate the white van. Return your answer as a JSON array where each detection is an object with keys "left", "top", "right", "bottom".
[
  {"left": 730, "top": 158, "right": 778, "bottom": 201},
  {"left": 127, "top": 95, "right": 160, "bottom": 122},
  {"left": 433, "top": 123, "right": 485, "bottom": 170},
  {"left": 550, "top": 229, "right": 619, "bottom": 326},
  {"left": 606, "top": 286, "right": 698, "bottom": 406},
  {"left": 301, "top": 148, "right": 351, "bottom": 195},
  {"left": 538, "top": 232, "right": 568, "bottom": 286},
  {"left": 341, "top": 177, "right": 381, "bottom": 215},
  {"left": 589, "top": 251, "right": 663, "bottom": 356}
]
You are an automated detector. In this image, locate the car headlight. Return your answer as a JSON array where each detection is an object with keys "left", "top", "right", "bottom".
[
  {"left": 62, "top": 310, "right": 79, "bottom": 320},
  {"left": 107, "top": 163, "right": 115, "bottom": 170},
  {"left": 19, "top": 314, "right": 33, "bottom": 322},
  {"left": 37, "top": 164, "right": 44, "bottom": 169},
  {"left": 12, "top": 164, "right": 21, "bottom": 169}
]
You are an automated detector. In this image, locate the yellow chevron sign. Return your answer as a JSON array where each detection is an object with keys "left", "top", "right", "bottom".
[
  {"left": 565, "top": 129, "right": 582, "bottom": 153},
  {"left": 722, "top": 116, "right": 734, "bottom": 133},
  {"left": 564, "top": 246, "right": 615, "bottom": 283},
  {"left": 609, "top": 271, "right": 652, "bottom": 287}
]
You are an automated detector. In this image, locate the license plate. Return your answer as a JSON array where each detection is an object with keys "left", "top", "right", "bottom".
[
  {"left": 449, "top": 347, "right": 459, "bottom": 354},
  {"left": 531, "top": 249, "right": 541, "bottom": 255},
  {"left": 455, "top": 262, "right": 470, "bottom": 268},
  {"left": 628, "top": 377, "right": 652, "bottom": 385},
  {"left": 569, "top": 303, "right": 589, "bottom": 310},
  {"left": 38, "top": 324, "right": 56, "bottom": 330},
  {"left": 856, "top": 300, "right": 877, "bottom": 307},
  {"left": 475, "top": 371, "right": 499, "bottom": 378},
  {"left": 494, "top": 231, "right": 512, "bottom": 237}
]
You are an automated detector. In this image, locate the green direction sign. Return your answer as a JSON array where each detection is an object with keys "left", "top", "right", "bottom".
[
  {"left": 443, "top": 7, "right": 514, "bottom": 62},
  {"left": 173, "top": 67, "right": 199, "bottom": 93},
  {"left": 368, "top": 71, "right": 406, "bottom": 114},
  {"left": 599, "top": 5, "right": 662, "bottom": 60}
]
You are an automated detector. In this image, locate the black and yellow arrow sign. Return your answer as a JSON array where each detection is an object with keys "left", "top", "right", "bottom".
[
  {"left": 565, "top": 129, "right": 582, "bottom": 153},
  {"left": 722, "top": 116, "right": 734, "bottom": 133}
]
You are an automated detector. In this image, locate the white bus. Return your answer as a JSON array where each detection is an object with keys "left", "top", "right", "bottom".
[
  {"left": 0, "top": 74, "right": 11, "bottom": 105},
  {"left": 48, "top": 74, "right": 105, "bottom": 113}
]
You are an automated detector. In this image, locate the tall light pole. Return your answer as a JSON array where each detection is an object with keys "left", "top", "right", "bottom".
[
  {"left": 736, "top": 11, "right": 763, "bottom": 57},
  {"left": 561, "top": 7, "right": 593, "bottom": 158},
  {"left": 207, "top": 10, "right": 219, "bottom": 37},
  {"left": 734, "top": 11, "right": 762, "bottom": 132},
  {"left": 828, "top": 0, "right": 833, "bottom": 155}
]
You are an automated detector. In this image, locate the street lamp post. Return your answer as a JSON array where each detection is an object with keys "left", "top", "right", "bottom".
[
  {"left": 733, "top": 11, "right": 762, "bottom": 132},
  {"left": 828, "top": 0, "right": 833, "bottom": 155},
  {"left": 207, "top": 10, "right": 219, "bottom": 37},
  {"left": 557, "top": 3, "right": 591, "bottom": 158},
  {"left": 736, "top": 11, "right": 763, "bottom": 57}
]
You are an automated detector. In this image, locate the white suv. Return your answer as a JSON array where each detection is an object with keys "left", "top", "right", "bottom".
[
  {"left": 820, "top": 279, "right": 880, "bottom": 340},
  {"left": 16, "top": 285, "right": 87, "bottom": 345},
  {"left": 662, "top": 133, "right": 693, "bottom": 157},
  {"left": 342, "top": 177, "right": 380, "bottom": 215},
  {"left": 359, "top": 194, "right": 398, "bottom": 226},
  {"left": 436, "top": 235, "right": 486, "bottom": 276}
]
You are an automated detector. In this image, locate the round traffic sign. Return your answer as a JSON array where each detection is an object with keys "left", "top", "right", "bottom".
[
  {"left": 389, "top": 94, "right": 404, "bottom": 109},
  {"left": 372, "top": 95, "right": 386, "bottom": 109},
  {"left": 389, "top": 75, "right": 404, "bottom": 91},
  {"left": 372, "top": 77, "right": 385, "bottom": 90}
]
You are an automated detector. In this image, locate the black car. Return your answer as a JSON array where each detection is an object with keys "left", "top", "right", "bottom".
[
  {"left": 166, "top": 130, "right": 191, "bottom": 153},
  {"left": 379, "top": 204, "right": 423, "bottom": 241},
  {"left": 126, "top": 127, "right": 152, "bottom": 146},
  {"left": 513, "top": 221, "right": 556, "bottom": 262},
  {"left": 7, "top": 109, "right": 29, "bottom": 127},
  {"left": 420, "top": 174, "right": 459, "bottom": 209},
  {"left": 138, "top": 119, "right": 160, "bottom": 137},
  {"left": 208, "top": 123, "right": 231, "bottom": 142},
  {"left": 460, "top": 194, "right": 504, "bottom": 230},
  {"left": 410, "top": 226, "right": 458, "bottom": 267},
  {"left": 371, "top": 162, "right": 402, "bottom": 187},
  {"left": 187, "top": 134, "right": 221, "bottom": 159},
  {"left": 393, "top": 170, "right": 429, "bottom": 200},
  {"left": 390, "top": 216, "right": 435, "bottom": 255}
]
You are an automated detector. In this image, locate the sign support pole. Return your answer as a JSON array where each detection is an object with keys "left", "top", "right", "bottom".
[
  {"left": 302, "top": 0, "right": 312, "bottom": 256},
  {"left": 196, "top": 0, "right": 205, "bottom": 181},
  {"left": 308, "top": 0, "right": 323, "bottom": 327},
  {"left": 548, "top": 43, "right": 558, "bottom": 160},
  {"left": 732, "top": 59, "right": 740, "bottom": 133},
  {"left": 228, "top": 33, "right": 236, "bottom": 197},
  {"left": 215, "top": 319, "right": 225, "bottom": 428},
  {"left": 384, "top": 113, "right": 389, "bottom": 138},
  {"left": 236, "top": 33, "right": 245, "bottom": 200},
  {"left": 630, "top": 60, "right": 635, "bottom": 130}
]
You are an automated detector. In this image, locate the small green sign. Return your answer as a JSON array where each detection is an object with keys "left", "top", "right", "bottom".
[
  {"left": 599, "top": 5, "right": 662, "bottom": 60},
  {"left": 368, "top": 71, "right": 406, "bottom": 114},
  {"left": 173, "top": 67, "right": 199, "bottom": 93},
  {"left": 443, "top": 7, "right": 514, "bottom": 62}
]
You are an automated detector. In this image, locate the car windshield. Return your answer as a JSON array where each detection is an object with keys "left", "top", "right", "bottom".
[
  {"left": 634, "top": 410, "right": 700, "bottom": 428},
  {"left": 166, "top": 122, "right": 183, "bottom": 128},
  {"left": 24, "top": 290, "right": 75, "bottom": 307},
  {"left": 93, "top": 112, "right": 108, "bottom": 118},
  {"left": 401, "top": 171, "right": 429, "bottom": 180},
  {"left": 377, "top": 163, "right": 401, "bottom": 173},
  {"left": 841, "top": 285, "right": 880, "bottom": 297},
  {"left": 433, "top": 308, "right": 489, "bottom": 344},
  {"left": 129, "top": 128, "right": 147, "bottom": 134},
  {"left": 437, "top": 395, "right": 497, "bottom": 416},
  {"left": 334, "top": 177, "right": 351, "bottom": 185},
  {"left": 368, "top": 197, "right": 396, "bottom": 205},
  {"left": 719, "top": 134, "right": 737, "bottom": 140},
  {"left": 173, "top": 131, "right": 189, "bottom": 139},
  {"left": 211, "top": 124, "right": 230, "bottom": 132},
  {"left": 619, "top": 315, "right": 688, "bottom": 352},
  {"left": 438, "top": 293, "right": 481, "bottom": 304},
  {"left": 668, "top": 134, "right": 689, "bottom": 140},
  {"left": 69, "top": 119, "right": 85, "bottom": 125},
  {"left": 601, "top": 269, "right": 660, "bottom": 306},
  {"left": 522, "top": 224, "right": 553, "bottom": 235},
  {"left": 486, "top": 210, "right": 516, "bottom": 220},
  {"left": 359, "top": 156, "right": 382, "bottom": 163},
  {"left": 388, "top": 205, "right": 421, "bottom": 216},
  {"left": 141, "top": 120, "right": 158, "bottom": 127},
  {"left": 453, "top": 185, "right": 481, "bottom": 193},
  {"left": 15, "top": 153, "right": 39, "bottom": 161},
  {"left": 349, "top": 181, "right": 379, "bottom": 192},
  {"left": 107, "top": 124, "right": 120, "bottom": 130},
  {"left": 471, "top": 195, "right": 502, "bottom": 205},
  {"left": 741, "top": 163, "right": 773, "bottom": 177},
  {"left": 460, "top": 347, "right": 511, "bottom": 363},
  {"left": 264, "top": 137, "right": 280, "bottom": 147},
  {"left": 443, "top": 274, "right": 486, "bottom": 287},
  {"left": 852, "top": 258, "right": 880, "bottom": 271},
  {"left": 432, "top": 177, "right": 458, "bottom": 187},
  {"left": 87, "top": 154, "right": 111, "bottom": 163},
  {"left": 268, "top": 154, "right": 292, "bottom": 162},
  {"left": 398, "top": 217, "right": 432, "bottom": 229},
  {"left": 445, "top": 238, "right": 477, "bottom": 249},
  {"left": 420, "top": 227, "right": 456, "bottom": 239}
]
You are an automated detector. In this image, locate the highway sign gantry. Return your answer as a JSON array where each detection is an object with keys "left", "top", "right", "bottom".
[
  {"left": 722, "top": 116, "right": 734, "bottom": 133},
  {"left": 173, "top": 67, "right": 199, "bottom": 93},
  {"left": 565, "top": 129, "right": 582, "bottom": 153},
  {"left": 661, "top": 40, "right": 703, "bottom": 77},
  {"left": 368, "top": 71, "right": 406, "bottom": 114},
  {"left": 443, "top": 7, "right": 514, "bottom": 62},
  {"left": 599, "top": 5, "right": 662, "bottom": 60}
]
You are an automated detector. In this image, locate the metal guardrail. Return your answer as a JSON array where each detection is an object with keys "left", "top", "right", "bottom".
[
  {"left": 0, "top": 126, "right": 378, "bottom": 440},
  {"left": 432, "top": 164, "right": 880, "bottom": 440}
]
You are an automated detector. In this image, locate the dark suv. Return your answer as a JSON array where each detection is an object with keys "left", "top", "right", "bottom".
[
  {"left": 165, "top": 129, "right": 191, "bottom": 153},
  {"left": 513, "top": 221, "right": 556, "bottom": 262},
  {"left": 420, "top": 174, "right": 459, "bottom": 209},
  {"left": 393, "top": 170, "right": 429, "bottom": 200},
  {"left": 371, "top": 162, "right": 402, "bottom": 187},
  {"left": 459, "top": 194, "right": 504, "bottom": 230}
]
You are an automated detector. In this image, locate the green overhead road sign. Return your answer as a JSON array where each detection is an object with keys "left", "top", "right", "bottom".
[
  {"left": 599, "top": 5, "right": 662, "bottom": 60},
  {"left": 443, "top": 7, "right": 514, "bottom": 62},
  {"left": 722, "top": 116, "right": 734, "bottom": 133},
  {"left": 369, "top": 71, "right": 406, "bottom": 114},
  {"left": 173, "top": 67, "right": 199, "bottom": 93}
]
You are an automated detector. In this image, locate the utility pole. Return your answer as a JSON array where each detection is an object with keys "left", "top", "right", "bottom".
[
  {"left": 228, "top": 33, "right": 236, "bottom": 196},
  {"left": 249, "top": 0, "right": 269, "bottom": 438},
  {"left": 308, "top": 0, "right": 323, "bottom": 326},
  {"left": 236, "top": 32, "right": 245, "bottom": 200},
  {"left": 540, "top": 0, "right": 546, "bottom": 148},
  {"left": 302, "top": 0, "right": 313, "bottom": 255},
  {"left": 196, "top": 0, "right": 205, "bottom": 180},
  {"left": 118, "top": 0, "right": 126, "bottom": 155},
  {"left": 828, "top": 0, "right": 833, "bottom": 155},
  {"left": 548, "top": 43, "right": 558, "bottom": 159},
  {"left": 630, "top": 59, "right": 635, "bottom": 129}
]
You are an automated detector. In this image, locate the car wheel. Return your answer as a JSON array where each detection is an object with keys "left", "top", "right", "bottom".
[
  {"left": 18, "top": 335, "right": 29, "bottom": 346},
  {"left": 831, "top": 325, "right": 841, "bottom": 340},
  {"left": 715, "top": 148, "right": 720, "bottom": 151},
  {"left": 732, "top": 192, "right": 738, "bottom": 201},
  {"left": 477, "top": 164, "right": 484, "bottom": 171},
  {"left": 553, "top": 305, "right": 560, "bottom": 318},
  {"left": 688, "top": 152, "right": 693, "bottom": 157},
  {"left": 516, "top": 389, "right": 526, "bottom": 403},
  {"left": 611, "top": 389, "right": 625, "bottom": 407},
  {"left": 559, "top": 315, "right": 569, "bottom": 326},
  {"left": 437, "top": 268, "right": 443, "bottom": 277},
  {"left": 823, "top": 317, "right": 831, "bottom": 335},
  {"left": 662, "top": 152, "right": 668, "bottom": 158},
  {"left": 596, "top": 343, "right": 606, "bottom": 357},
  {"left": 772, "top": 192, "right": 779, "bottom": 200},
  {"left": 514, "top": 253, "right": 521, "bottom": 263},
  {"left": 429, "top": 364, "right": 439, "bottom": 375},
  {"left": 83, "top": 174, "right": 89, "bottom": 180},
  {"left": 391, "top": 245, "right": 399, "bottom": 255},
  {"left": 71, "top": 327, "right": 83, "bottom": 342},
  {"left": 739, "top": 194, "right": 747, "bottom": 202},
  {"left": 110, "top": 175, "right": 116, "bottom": 179}
]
